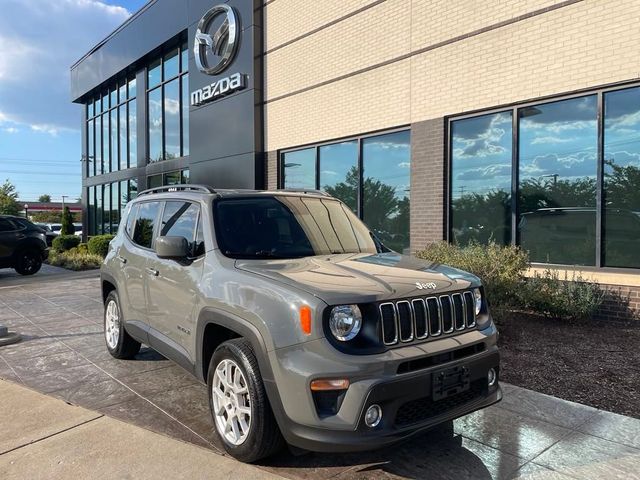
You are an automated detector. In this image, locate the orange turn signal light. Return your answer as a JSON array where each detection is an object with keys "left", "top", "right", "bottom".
[
  {"left": 299, "top": 305, "right": 312, "bottom": 335},
  {"left": 310, "top": 379, "right": 350, "bottom": 391}
]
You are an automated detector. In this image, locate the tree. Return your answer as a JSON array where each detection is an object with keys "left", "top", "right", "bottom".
[
  {"left": 38, "top": 194, "right": 51, "bottom": 203},
  {"left": 0, "top": 179, "right": 20, "bottom": 216},
  {"left": 61, "top": 206, "right": 74, "bottom": 235}
]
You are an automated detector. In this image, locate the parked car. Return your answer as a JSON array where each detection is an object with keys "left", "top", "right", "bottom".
[
  {"left": 0, "top": 215, "right": 48, "bottom": 275},
  {"left": 34, "top": 223, "right": 57, "bottom": 247},
  {"left": 101, "top": 185, "right": 501, "bottom": 462},
  {"left": 73, "top": 223, "right": 83, "bottom": 237}
]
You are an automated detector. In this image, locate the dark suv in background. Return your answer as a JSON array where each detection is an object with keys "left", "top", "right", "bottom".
[{"left": 0, "top": 216, "right": 48, "bottom": 275}]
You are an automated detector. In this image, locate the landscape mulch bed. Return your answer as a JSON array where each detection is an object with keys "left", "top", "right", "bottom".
[{"left": 497, "top": 312, "right": 640, "bottom": 418}]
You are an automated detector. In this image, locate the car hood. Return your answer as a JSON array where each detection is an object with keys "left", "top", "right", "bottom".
[{"left": 235, "top": 252, "right": 480, "bottom": 304}]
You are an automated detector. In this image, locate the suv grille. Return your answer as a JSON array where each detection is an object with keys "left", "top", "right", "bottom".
[
  {"left": 394, "top": 379, "right": 486, "bottom": 427},
  {"left": 379, "top": 291, "right": 476, "bottom": 346}
]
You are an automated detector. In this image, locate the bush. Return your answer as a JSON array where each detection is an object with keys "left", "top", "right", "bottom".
[
  {"left": 61, "top": 206, "right": 74, "bottom": 236},
  {"left": 414, "top": 241, "right": 529, "bottom": 311},
  {"left": 48, "top": 250, "right": 103, "bottom": 271},
  {"left": 518, "top": 270, "right": 605, "bottom": 320},
  {"left": 75, "top": 243, "right": 89, "bottom": 254},
  {"left": 52, "top": 234, "right": 80, "bottom": 252},
  {"left": 87, "top": 234, "right": 115, "bottom": 258}
]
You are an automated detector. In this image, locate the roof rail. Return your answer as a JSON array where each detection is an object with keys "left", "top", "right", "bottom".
[
  {"left": 137, "top": 184, "right": 218, "bottom": 197},
  {"left": 276, "top": 188, "right": 332, "bottom": 197}
]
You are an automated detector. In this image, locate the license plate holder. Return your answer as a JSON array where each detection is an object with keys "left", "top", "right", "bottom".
[{"left": 432, "top": 365, "right": 470, "bottom": 401}]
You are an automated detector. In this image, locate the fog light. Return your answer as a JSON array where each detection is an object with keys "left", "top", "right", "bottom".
[
  {"left": 488, "top": 367, "right": 497, "bottom": 387},
  {"left": 364, "top": 404, "right": 382, "bottom": 428}
]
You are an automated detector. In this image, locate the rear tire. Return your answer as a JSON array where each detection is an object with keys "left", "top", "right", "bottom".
[
  {"left": 14, "top": 249, "right": 42, "bottom": 275},
  {"left": 207, "top": 338, "right": 284, "bottom": 462},
  {"left": 104, "top": 290, "right": 141, "bottom": 359}
]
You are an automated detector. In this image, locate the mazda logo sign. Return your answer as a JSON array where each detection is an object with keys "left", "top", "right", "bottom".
[{"left": 194, "top": 5, "right": 239, "bottom": 75}]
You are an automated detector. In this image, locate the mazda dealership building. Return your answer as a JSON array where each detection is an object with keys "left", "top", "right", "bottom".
[{"left": 72, "top": 0, "right": 640, "bottom": 316}]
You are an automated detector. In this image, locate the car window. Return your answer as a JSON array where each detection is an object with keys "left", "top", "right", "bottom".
[
  {"left": 126, "top": 204, "right": 138, "bottom": 237},
  {"left": 132, "top": 202, "right": 161, "bottom": 249},
  {"left": 0, "top": 218, "right": 17, "bottom": 232},
  {"left": 194, "top": 215, "right": 205, "bottom": 257},
  {"left": 161, "top": 201, "right": 203, "bottom": 257}
]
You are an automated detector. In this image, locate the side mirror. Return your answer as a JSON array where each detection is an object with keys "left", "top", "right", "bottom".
[{"left": 155, "top": 236, "right": 189, "bottom": 259}]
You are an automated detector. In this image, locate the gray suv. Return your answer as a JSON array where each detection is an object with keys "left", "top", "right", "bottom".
[{"left": 101, "top": 185, "right": 501, "bottom": 462}]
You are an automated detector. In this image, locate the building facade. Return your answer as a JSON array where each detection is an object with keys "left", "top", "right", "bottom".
[{"left": 73, "top": 0, "right": 640, "bottom": 313}]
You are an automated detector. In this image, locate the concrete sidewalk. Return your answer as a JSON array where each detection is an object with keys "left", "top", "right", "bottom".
[{"left": 0, "top": 380, "right": 283, "bottom": 480}]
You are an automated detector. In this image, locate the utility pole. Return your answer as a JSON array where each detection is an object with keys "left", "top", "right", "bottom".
[{"left": 61, "top": 195, "right": 69, "bottom": 214}]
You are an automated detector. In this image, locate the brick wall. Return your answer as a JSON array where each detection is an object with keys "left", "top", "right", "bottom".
[
  {"left": 410, "top": 118, "right": 446, "bottom": 251},
  {"left": 265, "top": 150, "right": 278, "bottom": 190},
  {"left": 596, "top": 285, "right": 640, "bottom": 322}
]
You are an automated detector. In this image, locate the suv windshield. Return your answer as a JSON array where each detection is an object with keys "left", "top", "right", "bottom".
[{"left": 214, "top": 196, "right": 379, "bottom": 259}]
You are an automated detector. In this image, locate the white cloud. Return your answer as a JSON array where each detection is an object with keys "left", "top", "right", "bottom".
[
  {"left": 531, "top": 136, "right": 575, "bottom": 145},
  {"left": 0, "top": 0, "right": 131, "bottom": 135},
  {"left": 398, "top": 162, "right": 410, "bottom": 168},
  {"left": 3, "top": 127, "right": 18, "bottom": 134}
]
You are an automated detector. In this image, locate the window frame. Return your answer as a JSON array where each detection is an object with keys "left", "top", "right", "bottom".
[
  {"left": 128, "top": 200, "right": 163, "bottom": 252},
  {"left": 446, "top": 79, "right": 640, "bottom": 272}
]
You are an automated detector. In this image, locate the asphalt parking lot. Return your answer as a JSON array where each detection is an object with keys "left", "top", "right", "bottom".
[{"left": 1, "top": 275, "right": 639, "bottom": 479}]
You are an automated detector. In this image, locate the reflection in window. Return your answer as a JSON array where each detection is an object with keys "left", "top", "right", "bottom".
[
  {"left": 320, "top": 141, "right": 357, "bottom": 212},
  {"left": 518, "top": 96, "right": 597, "bottom": 265},
  {"left": 133, "top": 202, "right": 161, "bottom": 249},
  {"left": 119, "top": 104, "right": 127, "bottom": 169},
  {"left": 119, "top": 180, "right": 128, "bottom": 214},
  {"left": 164, "top": 79, "right": 180, "bottom": 159},
  {"left": 163, "top": 49, "right": 179, "bottom": 80},
  {"left": 110, "top": 108, "right": 118, "bottom": 171},
  {"left": 161, "top": 202, "right": 199, "bottom": 247},
  {"left": 148, "top": 87, "right": 162, "bottom": 162},
  {"left": 182, "top": 74, "right": 189, "bottom": 156},
  {"left": 181, "top": 169, "right": 190, "bottom": 184},
  {"left": 128, "top": 77, "right": 136, "bottom": 99},
  {"left": 148, "top": 174, "right": 162, "bottom": 189},
  {"left": 164, "top": 171, "right": 180, "bottom": 185},
  {"left": 95, "top": 185, "right": 102, "bottom": 235},
  {"left": 103, "top": 113, "right": 109, "bottom": 172},
  {"left": 102, "top": 184, "right": 111, "bottom": 234},
  {"left": 604, "top": 87, "right": 640, "bottom": 268},
  {"left": 283, "top": 148, "right": 315, "bottom": 188},
  {"left": 111, "top": 182, "right": 120, "bottom": 232},
  {"left": 87, "top": 118, "right": 94, "bottom": 176},
  {"left": 451, "top": 112, "right": 512, "bottom": 246},
  {"left": 129, "top": 179, "right": 138, "bottom": 200},
  {"left": 129, "top": 101, "right": 137, "bottom": 167},
  {"left": 148, "top": 59, "right": 161, "bottom": 89},
  {"left": 362, "top": 130, "right": 411, "bottom": 253},
  {"left": 95, "top": 116, "right": 102, "bottom": 175},
  {"left": 88, "top": 187, "right": 94, "bottom": 235}
]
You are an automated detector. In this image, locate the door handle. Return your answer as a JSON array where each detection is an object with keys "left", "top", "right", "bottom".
[
  {"left": 117, "top": 255, "right": 127, "bottom": 264},
  {"left": 146, "top": 267, "right": 159, "bottom": 277}
]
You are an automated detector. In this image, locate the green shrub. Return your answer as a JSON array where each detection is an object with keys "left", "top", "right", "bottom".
[
  {"left": 48, "top": 250, "right": 103, "bottom": 271},
  {"left": 52, "top": 234, "right": 80, "bottom": 252},
  {"left": 87, "top": 234, "right": 115, "bottom": 258},
  {"left": 519, "top": 270, "right": 605, "bottom": 320},
  {"left": 75, "top": 243, "right": 89, "bottom": 254},
  {"left": 414, "top": 241, "right": 529, "bottom": 311},
  {"left": 61, "top": 206, "right": 74, "bottom": 235}
]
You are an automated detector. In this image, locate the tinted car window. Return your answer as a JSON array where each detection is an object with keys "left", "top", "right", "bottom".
[
  {"left": 0, "top": 218, "right": 17, "bottom": 232},
  {"left": 126, "top": 204, "right": 138, "bottom": 237},
  {"left": 214, "top": 196, "right": 377, "bottom": 259},
  {"left": 132, "top": 202, "right": 161, "bottom": 249}
]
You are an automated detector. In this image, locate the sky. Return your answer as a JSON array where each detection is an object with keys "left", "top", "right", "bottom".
[{"left": 0, "top": 0, "right": 147, "bottom": 202}]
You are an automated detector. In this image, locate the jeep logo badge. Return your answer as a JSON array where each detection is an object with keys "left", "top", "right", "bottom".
[
  {"left": 194, "top": 4, "right": 239, "bottom": 75},
  {"left": 415, "top": 282, "right": 437, "bottom": 290}
]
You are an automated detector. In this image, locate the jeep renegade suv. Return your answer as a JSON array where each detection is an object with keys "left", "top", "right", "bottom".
[{"left": 101, "top": 185, "right": 501, "bottom": 462}]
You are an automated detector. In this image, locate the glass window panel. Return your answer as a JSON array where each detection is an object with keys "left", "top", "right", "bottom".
[
  {"left": 119, "top": 180, "right": 128, "bottom": 214},
  {"left": 319, "top": 141, "right": 358, "bottom": 213},
  {"left": 362, "top": 130, "right": 411, "bottom": 253},
  {"left": 95, "top": 185, "right": 103, "bottom": 235},
  {"left": 110, "top": 108, "right": 118, "bottom": 171},
  {"left": 109, "top": 87, "right": 117, "bottom": 108},
  {"left": 95, "top": 115, "right": 102, "bottom": 175},
  {"left": 102, "top": 113, "right": 110, "bottom": 173},
  {"left": 163, "top": 49, "right": 179, "bottom": 80},
  {"left": 128, "top": 77, "right": 137, "bottom": 99},
  {"left": 87, "top": 119, "right": 94, "bottom": 177},
  {"left": 164, "top": 79, "right": 180, "bottom": 159},
  {"left": 604, "top": 87, "right": 640, "bottom": 268},
  {"left": 132, "top": 202, "right": 161, "bottom": 249},
  {"left": 88, "top": 187, "right": 95, "bottom": 236},
  {"left": 148, "top": 174, "right": 162, "bottom": 189},
  {"left": 94, "top": 97, "right": 100, "bottom": 116},
  {"left": 102, "top": 184, "right": 110, "bottom": 234},
  {"left": 129, "top": 178, "right": 138, "bottom": 200},
  {"left": 283, "top": 148, "right": 316, "bottom": 188},
  {"left": 119, "top": 81, "right": 127, "bottom": 103},
  {"left": 181, "top": 43, "right": 188, "bottom": 72},
  {"left": 451, "top": 112, "right": 513, "bottom": 246},
  {"left": 111, "top": 182, "right": 120, "bottom": 233},
  {"left": 88, "top": 101, "right": 94, "bottom": 119},
  {"left": 181, "top": 74, "right": 189, "bottom": 156},
  {"left": 103, "top": 92, "right": 109, "bottom": 111},
  {"left": 126, "top": 204, "right": 138, "bottom": 237},
  {"left": 128, "top": 100, "right": 137, "bottom": 167},
  {"left": 181, "top": 169, "right": 190, "bottom": 184},
  {"left": 148, "top": 87, "right": 162, "bottom": 162},
  {"left": 164, "top": 171, "right": 181, "bottom": 185},
  {"left": 518, "top": 95, "right": 597, "bottom": 265},
  {"left": 148, "top": 58, "right": 161, "bottom": 89},
  {"left": 119, "top": 104, "right": 127, "bottom": 169},
  {"left": 161, "top": 201, "right": 199, "bottom": 246}
]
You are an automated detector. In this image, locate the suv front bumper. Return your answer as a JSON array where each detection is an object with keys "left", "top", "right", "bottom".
[{"left": 266, "top": 326, "right": 501, "bottom": 452}]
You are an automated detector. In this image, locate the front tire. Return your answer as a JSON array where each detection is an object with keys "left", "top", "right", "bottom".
[
  {"left": 104, "top": 290, "right": 140, "bottom": 359},
  {"left": 14, "top": 249, "right": 42, "bottom": 275},
  {"left": 207, "top": 338, "right": 284, "bottom": 462}
]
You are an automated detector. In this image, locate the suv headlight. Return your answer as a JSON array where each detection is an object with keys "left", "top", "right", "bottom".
[
  {"left": 329, "top": 305, "right": 362, "bottom": 341},
  {"left": 473, "top": 288, "right": 482, "bottom": 315}
]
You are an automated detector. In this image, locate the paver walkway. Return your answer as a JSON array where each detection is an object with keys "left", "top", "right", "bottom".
[{"left": 1, "top": 275, "right": 639, "bottom": 479}]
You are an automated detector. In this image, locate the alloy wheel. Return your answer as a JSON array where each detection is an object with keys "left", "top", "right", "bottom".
[
  {"left": 105, "top": 299, "right": 120, "bottom": 349},
  {"left": 212, "top": 358, "right": 252, "bottom": 446}
]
